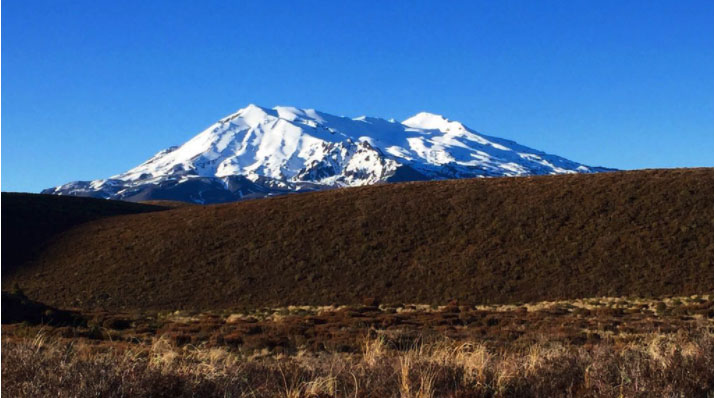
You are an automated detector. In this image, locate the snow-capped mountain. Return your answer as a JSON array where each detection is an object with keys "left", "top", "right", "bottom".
[{"left": 43, "top": 104, "right": 611, "bottom": 203}]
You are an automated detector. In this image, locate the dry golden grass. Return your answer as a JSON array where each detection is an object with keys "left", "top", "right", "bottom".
[
  {"left": 3, "top": 324, "right": 712, "bottom": 397},
  {"left": 3, "top": 292, "right": 712, "bottom": 396}
]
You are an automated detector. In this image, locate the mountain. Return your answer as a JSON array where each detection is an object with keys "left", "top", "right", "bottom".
[{"left": 43, "top": 104, "right": 611, "bottom": 203}]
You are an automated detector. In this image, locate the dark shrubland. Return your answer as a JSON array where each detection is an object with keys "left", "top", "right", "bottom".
[
  {"left": 1, "top": 193, "right": 166, "bottom": 276},
  {"left": 3, "top": 168, "right": 713, "bottom": 311},
  {"left": 1, "top": 290, "right": 84, "bottom": 326}
]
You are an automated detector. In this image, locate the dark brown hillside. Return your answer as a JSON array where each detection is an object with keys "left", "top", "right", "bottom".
[
  {"left": 138, "top": 200, "right": 198, "bottom": 208},
  {"left": 1, "top": 193, "right": 167, "bottom": 276},
  {"left": 3, "top": 169, "right": 713, "bottom": 311}
]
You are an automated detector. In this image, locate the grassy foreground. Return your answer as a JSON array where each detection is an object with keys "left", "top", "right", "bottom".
[
  {"left": 2, "top": 295, "right": 713, "bottom": 397},
  {"left": 2, "top": 328, "right": 712, "bottom": 398}
]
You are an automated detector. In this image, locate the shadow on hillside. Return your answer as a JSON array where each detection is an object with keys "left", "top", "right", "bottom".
[{"left": 1, "top": 193, "right": 167, "bottom": 276}]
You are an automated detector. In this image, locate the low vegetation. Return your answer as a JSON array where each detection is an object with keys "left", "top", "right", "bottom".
[
  {"left": 1, "top": 193, "right": 166, "bottom": 276},
  {"left": 3, "top": 320, "right": 712, "bottom": 397},
  {"left": 4, "top": 168, "right": 713, "bottom": 311},
  {"left": 2, "top": 169, "right": 712, "bottom": 395},
  {"left": 2, "top": 295, "right": 713, "bottom": 397}
]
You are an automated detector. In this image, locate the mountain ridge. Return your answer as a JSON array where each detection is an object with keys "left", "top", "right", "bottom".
[
  {"left": 43, "top": 104, "right": 612, "bottom": 203},
  {"left": 9, "top": 168, "right": 713, "bottom": 310}
]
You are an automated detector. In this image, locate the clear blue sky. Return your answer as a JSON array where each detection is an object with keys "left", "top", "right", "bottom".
[{"left": 2, "top": 0, "right": 713, "bottom": 192}]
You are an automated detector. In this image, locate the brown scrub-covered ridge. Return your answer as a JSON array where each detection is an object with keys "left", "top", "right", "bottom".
[
  {"left": 3, "top": 168, "right": 713, "bottom": 311},
  {"left": 1, "top": 193, "right": 167, "bottom": 276}
]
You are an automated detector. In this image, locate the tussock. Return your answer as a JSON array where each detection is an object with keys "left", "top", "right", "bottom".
[{"left": 3, "top": 328, "right": 712, "bottom": 397}]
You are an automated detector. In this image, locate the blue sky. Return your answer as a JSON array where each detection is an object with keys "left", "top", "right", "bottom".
[{"left": 2, "top": 0, "right": 713, "bottom": 192}]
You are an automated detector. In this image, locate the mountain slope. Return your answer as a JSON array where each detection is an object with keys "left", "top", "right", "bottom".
[
  {"left": 1, "top": 193, "right": 167, "bottom": 276},
  {"left": 43, "top": 105, "right": 611, "bottom": 203},
  {"left": 9, "top": 168, "right": 713, "bottom": 311}
]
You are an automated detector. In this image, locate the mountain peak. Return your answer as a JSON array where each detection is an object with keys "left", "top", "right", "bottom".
[
  {"left": 219, "top": 103, "right": 278, "bottom": 126},
  {"left": 402, "top": 112, "right": 453, "bottom": 130},
  {"left": 238, "top": 103, "right": 274, "bottom": 118},
  {"left": 240, "top": 103, "right": 269, "bottom": 113}
]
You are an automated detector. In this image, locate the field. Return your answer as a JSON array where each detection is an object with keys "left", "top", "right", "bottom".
[
  {"left": 2, "top": 292, "right": 713, "bottom": 397},
  {"left": 1, "top": 168, "right": 713, "bottom": 396}
]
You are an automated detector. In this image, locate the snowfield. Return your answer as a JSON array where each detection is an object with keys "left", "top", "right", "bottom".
[{"left": 44, "top": 104, "right": 611, "bottom": 203}]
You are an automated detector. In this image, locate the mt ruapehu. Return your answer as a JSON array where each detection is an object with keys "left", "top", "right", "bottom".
[{"left": 45, "top": 104, "right": 611, "bottom": 203}]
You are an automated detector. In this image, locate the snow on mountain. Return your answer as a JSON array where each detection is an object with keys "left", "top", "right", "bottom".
[{"left": 43, "top": 104, "right": 612, "bottom": 203}]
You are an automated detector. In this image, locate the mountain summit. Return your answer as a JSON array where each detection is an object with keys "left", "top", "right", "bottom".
[{"left": 44, "top": 104, "right": 611, "bottom": 203}]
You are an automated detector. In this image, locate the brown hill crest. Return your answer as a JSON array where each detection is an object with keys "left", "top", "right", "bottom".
[{"left": 4, "top": 168, "right": 713, "bottom": 311}]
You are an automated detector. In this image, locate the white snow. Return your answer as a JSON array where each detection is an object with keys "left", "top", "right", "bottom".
[{"left": 57, "top": 104, "right": 604, "bottom": 197}]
